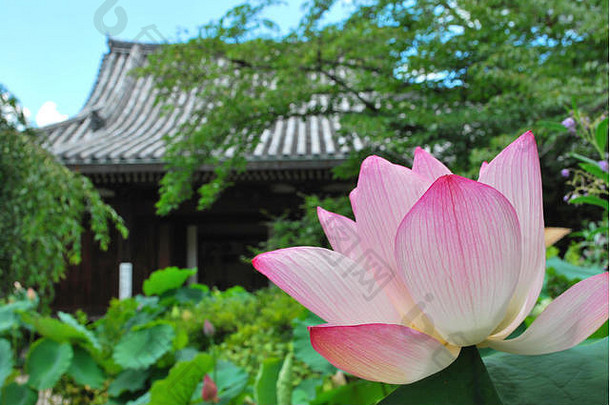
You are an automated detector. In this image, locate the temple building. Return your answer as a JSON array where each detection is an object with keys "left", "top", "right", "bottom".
[{"left": 42, "top": 39, "right": 357, "bottom": 314}]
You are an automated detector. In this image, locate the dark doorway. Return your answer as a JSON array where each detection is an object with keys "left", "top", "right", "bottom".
[{"left": 197, "top": 221, "right": 269, "bottom": 290}]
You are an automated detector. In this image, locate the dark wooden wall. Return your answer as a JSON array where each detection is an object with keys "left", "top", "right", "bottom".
[{"left": 52, "top": 175, "right": 351, "bottom": 315}]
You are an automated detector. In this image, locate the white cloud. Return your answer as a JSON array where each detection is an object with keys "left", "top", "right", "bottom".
[{"left": 35, "top": 101, "right": 68, "bottom": 127}]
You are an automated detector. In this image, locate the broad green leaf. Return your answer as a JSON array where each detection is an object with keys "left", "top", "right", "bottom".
[
  {"left": 113, "top": 324, "right": 175, "bottom": 369},
  {"left": 0, "top": 300, "right": 33, "bottom": 333},
  {"left": 485, "top": 339, "right": 609, "bottom": 405},
  {"left": 292, "top": 312, "right": 335, "bottom": 374},
  {"left": 143, "top": 267, "right": 196, "bottom": 296},
  {"left": 292, "top": 378, "right": 323, "bottom": 405},
  {"left": 21, "top": 313, "right": 97, "bottom": 350},
  {"left": 570, "top": 195, "right": 609, "bottom": 210},
  {"left": 378, "top": 346, "right": 502, "bottom": 405},
  {"left": 57, "top": 311, "right": 101, "bottom": 350},
  {"left": 66, "top": 346, "right": 106, "bottom": 389},
  {"left": 175, "top": 347, "right": 199, "bottom": 362},
  {"left": 0, "top": 307, "right": 17, "bottom": 333},
  {"left": 0, "top": 383, "right": 38, "bottom": 405},
  {"left": 310, "top": 380, "right": 393, "bottom": 405},
  {"left": 149, "top": 353, "right": 213, "bottom": 405},
  {"left": 254, "top": 358, "right": 283, "bottom": 405},
  {"left": 0, "top": 339, "right": 13, "bottom": 387},
  {"left": 215, "top": 360, "right": 249, "bottom": 404},
  {"left": 108, "top": 369, "right": 150, "bottom": 397},
  {"left": 546, "top": 257, "right": 604, "bottom": 282},
  {"left": 26, "top": 338, "right": 73, "bottom": 390},
  {"left": 595, "top": 118, "right": 608, "bottom": 153},
  {"left": 166, "top": 286, "right": 206, "bottom": 304}
]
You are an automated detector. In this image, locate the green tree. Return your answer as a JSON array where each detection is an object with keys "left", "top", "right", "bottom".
[
  {"left": 140, "top": 0, "right": 608, "bottom": 216},
  {"left": 0, "top": 87, "right": 127, "bottom": 303}
]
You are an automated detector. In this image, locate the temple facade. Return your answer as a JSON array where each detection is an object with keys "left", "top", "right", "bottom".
[{"left": 43, "top": 39, "right": 357, "bottom": 314}]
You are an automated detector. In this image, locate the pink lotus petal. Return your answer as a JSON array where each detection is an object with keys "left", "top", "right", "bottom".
[
  {"left": 317, "top": 207, "right": 362, "bottom": 261},
  {"left": 350, "top": 155, "right": 432, "bottom": 327},
  {"left": 395, "top": 175, "right": 522, "bottom": 346},
  {"left": 479, "top": 131, "right": 546, "bottom": 338},
  {"left": 412, "top": 147, "right": 452, "bottom": 180},
  {"left": 349, "top": 188, "right": 359, "bottom": 217},
  {"left": 253, "top": 247, "right": 401, "bottom": 324},
  {"left": 478, "top": 161, "right": 489, "bottom": 178},
  {"left": 485, "top": 272, "right": 609, "bottom": 355},
  {"left": 309, "top": 323, "right": 460, "bottom": 384}
]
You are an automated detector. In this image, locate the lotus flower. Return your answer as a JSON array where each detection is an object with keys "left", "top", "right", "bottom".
[{"left": 253, "top": 131, "right": 609, "bottom": 384}]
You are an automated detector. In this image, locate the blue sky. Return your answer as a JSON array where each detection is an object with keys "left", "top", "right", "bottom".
[{"left": 0, "top": 1, "right": 351, "bottom": 127}]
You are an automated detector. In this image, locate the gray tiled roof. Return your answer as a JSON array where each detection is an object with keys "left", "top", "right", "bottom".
[{"left": 42, "top": 39, "right": 361, "bottom": 168}]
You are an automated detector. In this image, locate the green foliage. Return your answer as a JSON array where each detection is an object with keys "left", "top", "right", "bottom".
[
  {"left": 203, "top": 289, "right": 307, "bottom": 380},
  {"left": 546, "top": 257, "right": 604, "bottom": 283},
  {"left": 209, "top": 360, "right": 249, "bottom": 404},
  {"left": 378, "top": 347, "right": 501, "bottom": 405},
  {"left": 143, "top": 267, "right": 197, "bottom": 296},
  {"left": 311, "top": 380, "right": 394, "bottom": 405},
  {"left": 108, "top": 369, "right": 150, "bottom": 397},
  {"left": 148, "top": 353, "right": 213, "bottom": 405},
  {"left": 254, "top": 358, "right": 283, "bottom": 405},
  {"left": 0, "top": 87, "right": 127, "bottom": 302},
  {"left": 293, "top": 312, "right": 335, "bottom": 374},
  {"left": 0, "top": 340, "right": 12, "bottom": 388},
  {"left": 66, "top": 346, "right": 106, "bottom": 390},
  {"left": 3, "top": 261, "right": 606, "bottom": 405},
  {"left": 276, "top": 352, "right": 293, "bottom": 405},
  {"left": 484, "top": 338, "right": 609, "bottom": 405},
  {"left": 25, "top": 338, "right": 73, "bottom": 390},
  {"left": 112, "top": 323, "right": 175, "bottom": 370},
  {"left": 21, "top": 312, "right": 99, "bottom": 351},
  {"left": 137, "top": 0, "right": 607, "bottom": 215},
  {"left": 0, "top": 383, "right": 37, "bottom": 405}
]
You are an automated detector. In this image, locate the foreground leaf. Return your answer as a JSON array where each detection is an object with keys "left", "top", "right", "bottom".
[
  {"left": 378, "top": 346, "right": 502, "bottom": 405},
  {"left": 0, "top": 339, "right": 13, "bottom": 387},
  {"left": 113, "top": 323, "right": 175, "bottom": 369},
  {"left": 0, "top": 383, "right": 38, "bottom": 405},
  {"left": 484, "top": 338, "right": 609, "bottom": 405},
  {"left": 26, "top": 338, "right": 73, "bottom": 390},
  {"left": 254, "top": 358, "right": 283, "bottom": 405},
  {"left": 149, "top": 353, "right": 213, "bottom": 405},
  {"left": 215, "top": 360, "right": 249, "bottom": 404},
  {"left": 57, "top": 311, "right": 101, "bottom": 350},
  {"left": 21, "top": 313, "right": 98, "bottom": 350},
  {"left": 67, "top": 346, "right": 106, "bottom": 389},
  {"left": 108, "top": 369, "right": 150, "bottom": 397},
  {"left": 0, "top": 300, "right": 33, "bottom": 333}
]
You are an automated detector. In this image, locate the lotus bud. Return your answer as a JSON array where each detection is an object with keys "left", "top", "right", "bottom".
[
  {"left": 203, "top": 319, "right": 216, "bottom": 337},
  {"left": 201, "top": 374, "right": 219, "bottom": 403}
]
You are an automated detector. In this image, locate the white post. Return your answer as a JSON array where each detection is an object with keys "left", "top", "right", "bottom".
[
  {"left": 187, "top": 225, "right": 198, "bottom": 284},
  {"left": 119, "top": 262, "right": 133, "bottom": 299}
]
